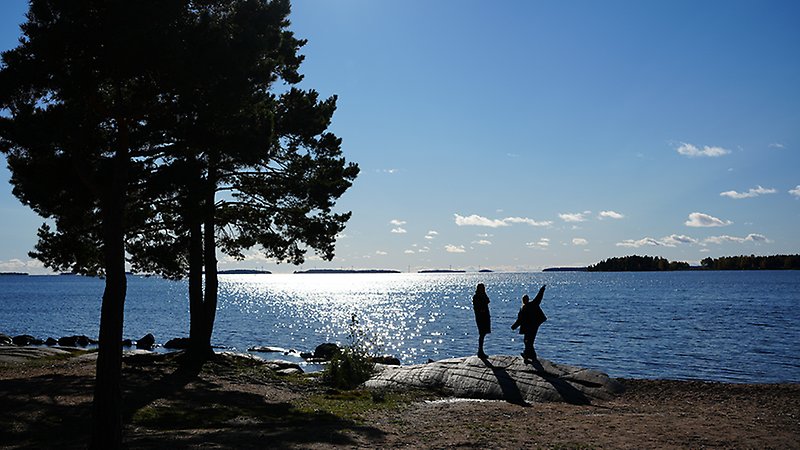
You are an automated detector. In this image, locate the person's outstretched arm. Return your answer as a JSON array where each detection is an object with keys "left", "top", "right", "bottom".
[{"left": 532, "top": 284, "right": 546, "bottom": 305}]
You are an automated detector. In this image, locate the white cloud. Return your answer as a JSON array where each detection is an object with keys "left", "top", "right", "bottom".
[
  {"left": 375, "top": 250, "right": 388, "bottom": 256},
  {"left": 0, "top": 258, "right": 45, "bottom": 273},
  {"left": 616, "top": 237, "right": 664, "bottom": 248},
  {"left": 454, "top": 214, "right": 508, "bottom": 228},
  {"left": 616, "top": 234, "right": 699, "bottom": 248},
  {"left": 685, "top": 212, "right": 732, "bottom": 228},
  {"left": 472, "top": 240, "right": 492, "bottom": 246},
  {"left": 526, "top": 238, "right": 550, "bottom": 249},
  {"left": 418, "top": 246, "right": 430, "bottom": 253},
  {"left": 720, "top": 185, "right": 777, "bottom": 199},
  {"left": 404, "top": 249, "right": 415, "bottom": 254},
  {"left": 769, "top": 143, "right": 785, "bottom": 149},
  {"left": 559, "top": 212, "right": 588, "bottom": 223},
  {"left": 379, "top": 168, "right": 398, "bottom": 174},
  {"left": 390, "top": 219, "right": 406, "bottom": 226},
  {"left": 503, "top": 217, "right": 553, "bottom": 227},
  {"left": 572, "top": 238, "right": 588, "bottom": 246},
  {"left": 598, "top": 210, "right": 624, "bottom": 220},
  {"left": 454, "top": 214, "right": 551, "bottom": 228},
  {"left": 705, "top": 234, "right": 770, "bottom": 244},
  {"left": 445, "top": 244, "right": 466, "bottom": 253},
  {"left": 425, "top": 230, "right": 438, "bottom": 240},
  {"left": 661, "top": 234, "right": 699, "bottom": 246},
  {"left": 391, "top": 227, "right": 407, "bottom": 234},
  {"left": 789, "top": 185, "right": 800, "bottom": 198},
  {"left": 676, "top": 142, "right": 731, "bottom": 158}
]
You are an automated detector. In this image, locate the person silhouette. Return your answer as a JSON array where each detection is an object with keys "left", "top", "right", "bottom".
[
  {"left": 511, "top": 284, "right": 547, "bottom": 362},
  {"left": 472, "top": 283, "right": 491, "bottom": 358}
]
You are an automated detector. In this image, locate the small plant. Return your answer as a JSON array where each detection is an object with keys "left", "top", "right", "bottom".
[{"left": 323, "top": 313, "right": 376, "bottom": 389}]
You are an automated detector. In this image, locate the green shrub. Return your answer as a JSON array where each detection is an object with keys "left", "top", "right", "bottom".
[{"left": 322, "top": 314, "right": 376, "bottom": 389}]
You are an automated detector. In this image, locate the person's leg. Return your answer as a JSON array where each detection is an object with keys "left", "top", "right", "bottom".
[
  {"left": 529, "top": 325, "right": 540, "bottom": 359},
  {"left": 523, "top": 334, "right": 533, "bottom": 358},
  {"left": 478, "top": 333, "right": 486, "bottom": 357}
]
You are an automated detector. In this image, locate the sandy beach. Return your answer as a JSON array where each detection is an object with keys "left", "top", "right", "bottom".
[{"left": 1, "top": 348, "right": 798, "bottom": 449}]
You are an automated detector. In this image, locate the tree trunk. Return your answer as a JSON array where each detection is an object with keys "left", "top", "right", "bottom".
[{"left": 90, "top": 122, "right": 129, "bottom": 450}]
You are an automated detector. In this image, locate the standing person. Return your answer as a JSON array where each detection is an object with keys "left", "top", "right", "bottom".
[
  {"left": 472, "top": 283, "right": 491, "bottom": 358},
  {"left": 511, "top": 284, "right": 547, "bottom": 361}
]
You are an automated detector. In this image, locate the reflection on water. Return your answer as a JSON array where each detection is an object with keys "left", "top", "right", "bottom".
[{"left": 1, "top": 271, "right": 799, "bottom": 383}]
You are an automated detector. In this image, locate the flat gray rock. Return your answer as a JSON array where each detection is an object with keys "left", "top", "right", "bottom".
[
  {"left": 0, "top": 346, "right": 73, "bottom": 364},
  {"left": 364, "top": 355, "right": 624, "bottom": 404}
]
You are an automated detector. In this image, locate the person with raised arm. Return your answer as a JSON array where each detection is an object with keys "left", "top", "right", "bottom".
[{"left": 512, "top": 284, "right": 547, "bottom": 362}]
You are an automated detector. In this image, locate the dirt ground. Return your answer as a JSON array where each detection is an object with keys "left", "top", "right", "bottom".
[{"left": 1, "top": 350, "right": 798, "bottom": 449}]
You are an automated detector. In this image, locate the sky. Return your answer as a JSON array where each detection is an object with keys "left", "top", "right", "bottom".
[{"left": 1, "top": 0, "right": 799, "bottom": 274}]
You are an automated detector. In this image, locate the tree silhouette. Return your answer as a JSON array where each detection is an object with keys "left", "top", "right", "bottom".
[
  {"left": 125, "top": 0, "right": 358, "bottom": 356},
  {"left": 0, "top": 2, "right": 186, "bottom": 447},
  {"left": 1, "top": 0, "right": 357, "bottom": 446}
]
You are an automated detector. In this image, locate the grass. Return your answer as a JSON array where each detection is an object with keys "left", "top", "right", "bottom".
[{"left": 294, "top": 387, "right": 441, "bottom": 421}]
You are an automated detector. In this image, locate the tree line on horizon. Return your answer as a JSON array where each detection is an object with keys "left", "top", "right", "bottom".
[
  {"left": 587, "top": 255, "right": 690, "bottom": 271},
  {"left": 587, "top": 254, "right": 800, "bottom": 271},
  {"left": 0, "top": 1, "right": 358, "bottom": 448},
  {"left": 699, "top": 254, "right": 800, "bottom": 270}
]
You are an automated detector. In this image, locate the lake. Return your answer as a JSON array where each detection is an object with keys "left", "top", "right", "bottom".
[{"left": 1, "top": 271, "right": 798, "bottom": 383}]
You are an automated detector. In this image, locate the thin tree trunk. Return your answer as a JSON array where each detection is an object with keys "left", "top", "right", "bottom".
[
  {"left": 90, "top": 121, "right": 129, "bottom": 450},
  {"left": 90, "top": 209, "right": 127, "bottom": 449}
]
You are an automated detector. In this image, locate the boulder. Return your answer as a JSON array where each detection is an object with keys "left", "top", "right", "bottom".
[
  {"left": 249, "top": 346, "right": 289, "bottom": 354},
  {"left": 370, "top": 355, "right": 401, "bottom": 366},
  {"left": 45, "top": 337, "right": 58, "bottom": 346},
  {"left": 13, "top": 335, "right": 42, "bottom": 346},
  {"left": 265, "top": 360, "right": 304, "bottom": 373},
  {"left": 164, "top": 337, "right": 191, "bottom": 349},
  {"left": 0, "top": 334, "right": 12, "bottom": 346},
  {"left": 313, "top": 343, "right": 340, "bottom": 361},
  {"left": 364, "top": 355, "right": 625, "bottom": 405},
  {"left": 58, "top": 335, "right": 92, "bottom": 347},
  {"left": 135, "top": 333, "right": 156, "bottom": 350}
]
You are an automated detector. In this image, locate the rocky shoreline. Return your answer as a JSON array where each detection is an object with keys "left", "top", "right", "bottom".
[
  {"left": 0, "top": 331, "right": 402, "bottom": 375},
  {"left": 1, "top": 346, "right": 798, "bottom": 449}
]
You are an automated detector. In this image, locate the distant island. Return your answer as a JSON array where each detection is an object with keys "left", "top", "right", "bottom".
[
  {"left": 543, "top": 267, "right": 588, "bottom": 272},
  {"left": 0, "top": 272, "right": 29, "bottom": 276},
  {"left": 478, "top": 269, "right": 494, "bottom": 273},
  {"left": 217, "top": 269, "right": 272, "bottom": 275},
  {"left": 700, "top": 254, "right": 800, "bottom": 270},
  {"left": 586, "top": 254, "right": 800, "bottom": 272},
  {"left": 293, "top": 269, "right": 401, "bottom": 274},
  {"left": 418, "top": 269, "right": 466, "bottom": 273}
]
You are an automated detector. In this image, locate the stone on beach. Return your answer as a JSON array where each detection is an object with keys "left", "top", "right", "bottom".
[
  {"left": 364, "top": 354, "right": 624, "bottom": 405},
  {"left": 164, "top": 337, "right": 191, "bottom": 349},
  {"left": 136, "top": 333, "right": 156, "bottom": 350}
]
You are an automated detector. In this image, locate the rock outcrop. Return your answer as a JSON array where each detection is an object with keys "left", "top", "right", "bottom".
[
  {"left": 164, "top": 338, "right": 191, "bottom": 350},
  {"left": 136, "top": 333, "right": 156, "bottom": 350},
  {"left": 364, "top": 355, "right": 624, "bottom": 405}
]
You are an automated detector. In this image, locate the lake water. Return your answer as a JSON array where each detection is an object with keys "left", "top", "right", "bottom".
[{"left": 1, "top": 271, "right": 798, "bottom": 383}]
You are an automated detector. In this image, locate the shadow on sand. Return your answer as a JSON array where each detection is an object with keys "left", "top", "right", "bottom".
[{"left": 0, "top": 353, "right": 386, "bottom": 449}]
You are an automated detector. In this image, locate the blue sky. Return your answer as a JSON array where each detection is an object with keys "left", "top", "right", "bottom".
[{"left": 1, "top": 0, "right": 799, "bottom": 274}]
